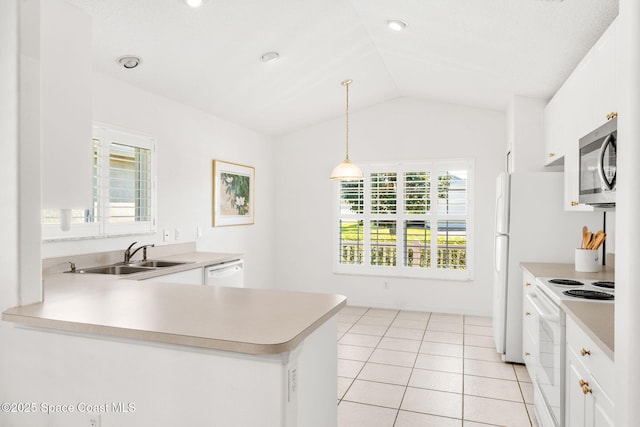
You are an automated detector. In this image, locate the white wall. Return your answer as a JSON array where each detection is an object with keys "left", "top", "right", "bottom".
[
  {"left": 273, "top": 97, "right": 505, "bottom": 315},
  {"left": 0, "top": 0, "right": 19, "bottom": 310},
  {"left": 615, "top": 1, "right": 640, "bottom": 424},
  {"left": 42, "top": 73, "right": 277, "bottom": 290}
]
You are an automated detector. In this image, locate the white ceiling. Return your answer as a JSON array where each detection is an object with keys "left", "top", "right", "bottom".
[{"left": 65, "top": 0, "right": 618, "bottom": 136}]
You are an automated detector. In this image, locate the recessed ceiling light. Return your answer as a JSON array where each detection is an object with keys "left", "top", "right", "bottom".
[
  {"left": 387, "top": 19, "right": 407, "bottom": 31},
  {"left": 260, "top": 51, "right": 280, "bottom": 63},
  {"left": 116, "top": 55, "right": 142, "bottom": 69},
  {"left": 184, "top": 0, "right": 207, "bottom": 8}
]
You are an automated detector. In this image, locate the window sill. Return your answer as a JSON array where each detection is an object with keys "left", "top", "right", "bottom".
[
  {"left": 42, "top": 231, "right": 156, "bottom": 243},
  {"left": 333, "top": 267, "right": 473, "bottom": 281}
]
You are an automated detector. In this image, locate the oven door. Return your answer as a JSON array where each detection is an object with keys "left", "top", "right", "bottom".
[{"left": 530, "top": 288, "right": 565, "bottom": 427}]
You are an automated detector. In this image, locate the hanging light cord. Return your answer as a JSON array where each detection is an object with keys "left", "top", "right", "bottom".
[{"left": 342, "top": 79, "right": 352, "bottom": 161}]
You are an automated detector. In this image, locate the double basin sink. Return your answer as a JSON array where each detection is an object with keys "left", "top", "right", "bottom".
[{"left": 72, "top": 260, "right": 191, "bottom": 275}]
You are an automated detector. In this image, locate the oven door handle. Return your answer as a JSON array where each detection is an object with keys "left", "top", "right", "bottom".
[
  {"left": 597, "top": 134, "right": 616, "bottom": 190},
  {"left": 528, "top": 294, "right": 560, "bottom": 324}
]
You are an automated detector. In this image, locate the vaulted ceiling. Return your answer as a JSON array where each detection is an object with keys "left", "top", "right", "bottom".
[{"left": 66, "top": 0, "right": 618, "bottom": 136}]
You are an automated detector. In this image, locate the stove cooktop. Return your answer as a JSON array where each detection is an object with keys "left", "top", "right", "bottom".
[
  {"left": 548, "top": 278, "right": 585, "bottom": 286},
  {"left": 563, "top": 289, "right": 615, "bottom": 300},
  {"left": 536, "top": 277, "right": 615, "bottom": 305},
  {"left": 592, "top": 281, "right": 615, "bottom": 289}
]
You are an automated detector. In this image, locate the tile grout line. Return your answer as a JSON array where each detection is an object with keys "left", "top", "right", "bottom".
[
  {"left": 340, "top": 307, "right": 517, "bottom": 426},
  {"left": 339, "top": 307, "right": 403, "bottom": 409},
  {"left": 514, "top": 365, "right": 536, "bottom": 427},
  {"left": 337, "top": 307, "right": 369, "bottom": 405},
  {"left": 462, "top": 314, "right": 466, "bottom": 424},
  {"left": 392, "top": 311, "right": 432, "bottom": 427}
]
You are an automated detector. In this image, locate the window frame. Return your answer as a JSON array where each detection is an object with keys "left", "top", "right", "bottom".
[
  {"left": 333, "top": 159, "right": 475, "bottom": 281},
  {"left": 42, "top": 123, "right": 157, "bottom": 241}
]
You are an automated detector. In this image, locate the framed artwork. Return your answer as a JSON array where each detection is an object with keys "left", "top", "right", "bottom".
[{"left": 212, "top": 160, "right": 255, "bottom": 226}]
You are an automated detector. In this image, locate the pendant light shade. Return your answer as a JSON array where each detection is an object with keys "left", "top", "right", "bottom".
[
  {"left": 330, "top": 79, "right": 363, "bottom": 180},
  {"left": 330, "top": 158, "right": 363, "bottom": 180}
]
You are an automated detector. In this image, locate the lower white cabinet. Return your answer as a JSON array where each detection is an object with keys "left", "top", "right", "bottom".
[
  {"left": 141, "top": 267, "right": 203, "bottom": 285},
  {"left": 565, "top": 316, "right": 615, "bottom": 427},
  {"left": 521, "top": 270, "right": 538, "bottom": 379}
]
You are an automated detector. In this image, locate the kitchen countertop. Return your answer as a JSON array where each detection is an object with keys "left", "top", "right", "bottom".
[
  {"left": 521, "top": 262, "right": 614, "bottom": 359},
  {"left": 561, "top": 300, "right": 614, "bottom": 360},
  {"left": 3, "top": 252, "right": 347, "bottom": 355},
  {"left": 520, "top": 262, "right": 614, "bottom": 282}
]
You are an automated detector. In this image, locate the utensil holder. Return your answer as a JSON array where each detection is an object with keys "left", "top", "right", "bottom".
[{"left": 575, "top": 249, "right": 601, "bottom": 273}]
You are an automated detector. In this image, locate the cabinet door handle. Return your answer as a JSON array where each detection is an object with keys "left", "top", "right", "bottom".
[
  {"left": 580, "top": 348, "right": 591, "bottom": 357},
  {"left": 571, "top": 201, "right": 579, "bottom": 207},
  {"left": 524, "top": 352, "right": 530, "bottom": 356},
  {"left": 525, "top": 282, "right": 531, "bottom": 287},
  {"left": 579, "top": 379, "right": 589, "bottom": 387},
  {"left": 582, "top": 384, "right": 593, "bottom": 395},
  {"left": 525, "top": 312, "right": 531, "bottom": 316},
  {"left": 607, "top": 112, "right": 618, "bottom": 120},
  {"left": 548, "top": 152, "right": 555, "bottom": 158}
]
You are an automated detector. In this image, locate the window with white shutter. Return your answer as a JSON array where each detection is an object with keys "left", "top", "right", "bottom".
[
  {"left": 334, "top": 159, "right": 474, "bottom": 280},
  {"left": 42, "top": 124, "right": 156, "bottom": 240}
]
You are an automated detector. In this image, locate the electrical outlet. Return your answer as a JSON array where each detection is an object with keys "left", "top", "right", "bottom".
[
  {"left": 162, "top": 228, "right": 170, "bottom": 242},
  {"left": 175, "top": 228, "right": 181, "bottom": 240},
  {"left": 89, "top": 415, "right": 101, "bottom": 427},
  {"left": 196, "top": 226, "right": 202, "bottom": 239},
  {"left": 384, "top": 281, "right": 390, "bottom": 290}
]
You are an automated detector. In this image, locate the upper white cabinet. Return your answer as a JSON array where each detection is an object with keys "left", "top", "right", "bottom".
[
  {"left": 543, "top": 90, "right": 564, "bottom": 165},
  {"left": 40, "top": 0, "right": 93, "bottom": 210},
  {"left": 543, "top": 19, "right": 618, "bottom": 211},
  {"left": 591, "top": 22, "right": 617, "bottom": 130}
]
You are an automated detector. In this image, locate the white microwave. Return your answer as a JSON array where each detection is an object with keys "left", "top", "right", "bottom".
[{"left": 578, "top": 117, "right": 617, "bottom": 208}]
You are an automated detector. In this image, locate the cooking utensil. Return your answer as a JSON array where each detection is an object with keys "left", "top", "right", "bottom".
[
  {"left": 581, "top": 226, "right": 588, "bottom": 249},
  {"left": 589, "top": 231, "right": 606, "bottom": 250}
]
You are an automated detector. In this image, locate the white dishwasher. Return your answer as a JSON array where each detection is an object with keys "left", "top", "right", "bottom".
[{"left": 204, "top": 259, "right": 244, "bottom": 288}]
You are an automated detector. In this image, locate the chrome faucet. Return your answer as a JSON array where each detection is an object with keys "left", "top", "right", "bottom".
[{"left": 124, "top": 242, "right": 155, "bottom": 263}]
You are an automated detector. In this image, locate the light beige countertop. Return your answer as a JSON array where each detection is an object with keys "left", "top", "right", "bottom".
[
  {"left": 521, "top": 262, "right": 614, "bottom": 359},
  {"left": 3, "top": 251, "right": 347, "bottom": 355},
  {"left": 561, "top": 300, "right": 614, "bottom": 360},
  {"left": 520, "top": 262, "right": 615, "bottom": 282}
]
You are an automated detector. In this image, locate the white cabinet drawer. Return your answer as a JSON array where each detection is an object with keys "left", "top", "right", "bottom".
[
  {"left": 522, "top": 294, "right": 537, "bottom": 343},
  {"left": 523, "top": 271, "right": 537, "bottom": 297},
  {"left": 566, "top": 316, "right": 614, "bottom": 397},
  {"left": 522, "top": 331, "right": 537, "bottom": 379}
]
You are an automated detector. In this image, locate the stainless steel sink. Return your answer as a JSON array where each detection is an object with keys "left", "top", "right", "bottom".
[
  {"left": 131, "top": 260, "right": 190, "bottom": 268},
  {"left": 75, "top": 265, "right": 154, "bottom": 275}
]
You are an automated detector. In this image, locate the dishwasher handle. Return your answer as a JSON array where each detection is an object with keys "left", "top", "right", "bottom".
[
  {"left": 206, "top": 260, "right": 243, "bottom": 276},
  {"left": 205, "top": 259, "right": 244, "bottom": 288},
  {"left": 207, "top": 264, "right": 242, "bottom": 278}
]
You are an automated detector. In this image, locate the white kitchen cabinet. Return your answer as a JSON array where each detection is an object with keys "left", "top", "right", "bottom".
[
  {"left": 521, "top": 271, "right": 537, "bottom": 380},
  {"left": 591, "top": 20, "right": 618, "bottom": 130},
  {"left": 565, "top": 316, "right": 615, "bottom": 427},
  {"left": 543, "top": 92, "right": 565, "bottom": 166},
  {"left": 142, "top": 267, "right": 204, "bottom": 285},
  {"left": 543, "top": 18, "right": 618, "bottom": 211}
]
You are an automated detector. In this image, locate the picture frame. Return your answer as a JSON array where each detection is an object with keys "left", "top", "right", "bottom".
[{"left": 212, "top": 160, "right": 255, "bottom": 227}]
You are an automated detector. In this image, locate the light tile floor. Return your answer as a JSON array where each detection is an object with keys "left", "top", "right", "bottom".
[{"left": 337, "top": 306, "right": 539, "bottom": 427}]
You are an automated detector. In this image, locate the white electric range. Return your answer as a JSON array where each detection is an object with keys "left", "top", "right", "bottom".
[{"left": 527, "top": 277, "right": 614, "bottom": 427}]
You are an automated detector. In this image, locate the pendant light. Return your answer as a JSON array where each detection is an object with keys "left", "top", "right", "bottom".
[{"left": 330, "top": 79, "right": 363, "bottom": 180}]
